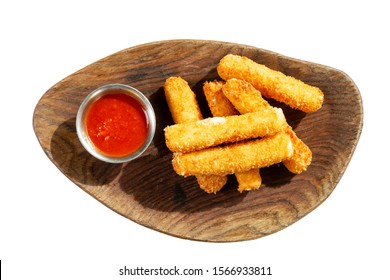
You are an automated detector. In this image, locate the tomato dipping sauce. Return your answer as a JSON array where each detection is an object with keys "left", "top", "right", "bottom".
[{"left": 85, "top": 93, "right": 148, "bottom": 158}]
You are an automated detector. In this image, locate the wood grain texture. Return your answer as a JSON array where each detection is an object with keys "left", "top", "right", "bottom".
[{"left": 33, "top": 40, "right": 363, "bottom": 242}]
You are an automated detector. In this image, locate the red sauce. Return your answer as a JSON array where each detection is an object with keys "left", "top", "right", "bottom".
[{"left": 85, "top": 93, "right": 148, "bottom": 157}]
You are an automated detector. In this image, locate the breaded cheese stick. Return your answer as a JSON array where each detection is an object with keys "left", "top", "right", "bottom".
[
  {"left": 172, "top": 132, "right": 294, "bottom": 176},
  {"left": 235, "top": 170, "right": 262, "bottom": 193},
  {"left": 217, "top": 54, "right": 324, "bottom": 113},
  {"left": 222, "top": 78, "right": 271, "bottom": 113},
  {"left": 203, "top": 80, "right": 262, "bottom": 192},
  {"left": 222, "top": 78, "right": 312, "bottom": 174},
  {"left": 163, "top": 77, "right": 227, "bottom": 193},
  {"left": 164, "top": 77, "right": 203, "bottom": 124},
  {"left": 195, "top": 174, "right": 228, "bottom": 194},
  {"left": 165, "top": 108, "right": 286, "bottom": 153},
  {"left": 282, "top": 126, "right": 312, "bottom": 174},
  {"left": 203, "top": 81, "right": 238, "bottom": 117}
]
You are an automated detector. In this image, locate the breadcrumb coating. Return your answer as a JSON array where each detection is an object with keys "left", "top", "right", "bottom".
[
  {"left": 282, "top": 126, "right": 312, "bottom": 174},
  {"left": 163, "top": 77, "right": 227, "bottom": 193},
  {"left": 204, "top": 80, "right": 261, "bottom": 192},
  {"left": 164, "top": 108, "right": 286, "bottom": 153},
  {"left": 221, "top": 78, "right": 312, "bottom": 174},
  {"left": 196, "top": 174, "right": 227, "bottom": 194},
  {"left": 235, "top": 169, "right": 262, "bottom": 193},
  {"left": 172, "top": 132, "right": 294, "bottom": 176},
  {"left": 217, "top": 54, "right": 324, "bottom": 113},
  {"left": 222, "top": 78, "right": 270, "bottom": 113},
  {"left": 164, "top": 77, "right": 203, "bottom": 124},
  {"left": 203, "top": 80, "right": 238, "bottom": 117}
]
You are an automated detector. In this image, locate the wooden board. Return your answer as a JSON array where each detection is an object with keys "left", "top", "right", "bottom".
[{"left": 33, "top": 40, "right": 363, "bottom": 242}]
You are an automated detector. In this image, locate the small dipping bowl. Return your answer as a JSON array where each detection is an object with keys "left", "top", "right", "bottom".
[{"left": 76, "top": 84, "right": 156, "bottom": 163}]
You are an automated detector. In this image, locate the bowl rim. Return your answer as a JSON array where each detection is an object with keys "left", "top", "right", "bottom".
[{"left": 76, "top": 83, "right": 156, "bottom": 163}]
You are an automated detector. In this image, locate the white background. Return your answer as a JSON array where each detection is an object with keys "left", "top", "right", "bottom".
[{"left": 1, "top": 0, "right": 388, "bottom": 279}]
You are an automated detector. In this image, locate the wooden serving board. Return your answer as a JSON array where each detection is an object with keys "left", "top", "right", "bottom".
[{"left": 33, "top": 40, "right": 363, "bottom": 242}]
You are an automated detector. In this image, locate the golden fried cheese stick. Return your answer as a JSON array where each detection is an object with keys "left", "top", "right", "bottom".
[
  {"left": 222, "top": 78, "right": 271, "bottom": 114},
  {"left": 195, "top": 174, "right": 228, "bottom": 194},
  {"left": 164, "top": 77, "right": 203, "bottom": 124},
  {"left": 222, "top": 78, "right": 312, "bottom": 174},
  {"left": 217, "top": 54, "right": 324, "bottom": 113},
  {"left": 203, "top": 81, "right": 238, "bottom": 117},
  {"left": 282, "top": 126, "right": 312, "bottom": 174},
  {"left": 236, "top": 171, "right": 262, "bottom": 193},
  {"left": 164, "top": 77, "right": 227, "bottom": 193},
  {"left": 164, "top": 107, "right": 286, "bottom": 153},
  {"left": 203, "top": 80, "right": 262, "bottom": 192},
  {"left": 172, "top": 132, "right": 294, "bottom": 176}
]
